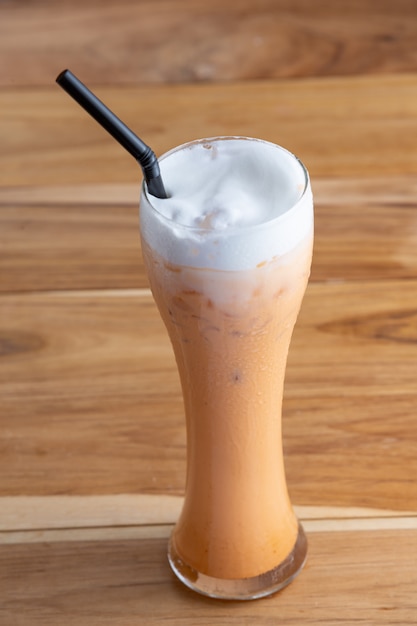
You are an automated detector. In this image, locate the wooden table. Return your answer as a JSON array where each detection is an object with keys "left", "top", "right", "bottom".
[{"left": 1, "top": 65, "right": 417, "bottom": 623}]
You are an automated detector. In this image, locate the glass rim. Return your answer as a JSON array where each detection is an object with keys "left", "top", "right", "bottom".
[{"left": 141, "top": 136, "right": 311, "bottom": 235}]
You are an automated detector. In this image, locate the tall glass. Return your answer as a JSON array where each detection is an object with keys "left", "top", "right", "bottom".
[{"left": 140, "top": 137, "right": 313, "bottom": 600}]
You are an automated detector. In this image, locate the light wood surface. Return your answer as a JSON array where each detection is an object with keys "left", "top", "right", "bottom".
[
  {"left": 1, "top": 3, "right": 417, "bottom": 621},
  {"left": 1, "top": 529, "right": 417, "bottom": 625},
  {"left": 1, "top": 0, "right": 417, "bottom": 87}
]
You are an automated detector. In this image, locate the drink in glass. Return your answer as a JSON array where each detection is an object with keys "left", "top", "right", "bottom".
[{"left": 139, "top": 137, "right": 313, "bottom": 599}]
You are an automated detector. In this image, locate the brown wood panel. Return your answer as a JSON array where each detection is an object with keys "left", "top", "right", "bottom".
[
  {"left": 1, "top": 0, "right": 417, "bottom": 87},
  {"left": 2, "top": 11, "right": 416, "bottom": 614},
  {"left": 1, "top": 495, "right": 414, "bottom": 534},
  {"left": 1, "top": 284, "right": 416, "bottom": 510},
  {"left": 1, "top": 175, "right": 417, "bottom": 293},
  {"left": 311, "top": 176, "right": 417, "bottom": 282},
  {"left": 0, "top": 529, "right": 416, "bottom": 624},
  {"left": 1, "top": 75, "right": 416, "bottom": 189},
  {"left": 0, "top": 202, "right": 148, "bottom": 293},
  {"left": 0, "top": 291, "right": 185, "bottom": 498}
]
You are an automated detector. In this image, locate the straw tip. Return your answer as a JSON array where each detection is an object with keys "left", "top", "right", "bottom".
[{"left": 56, "top": 69, "right": 71, "bottom": 85}]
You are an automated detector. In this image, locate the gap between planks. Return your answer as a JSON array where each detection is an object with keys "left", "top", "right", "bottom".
[{"left": 0, "top": 494, "right": 416, "bottom": 544}]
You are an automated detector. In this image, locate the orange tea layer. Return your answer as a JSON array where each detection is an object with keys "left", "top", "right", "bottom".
[{"left": 141, "top": 229, "right": 313, "bottom": 579}]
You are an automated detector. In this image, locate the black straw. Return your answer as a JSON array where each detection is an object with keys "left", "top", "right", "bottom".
[{"left": 56, "top": 69, "right": 167, "bottom": 199}]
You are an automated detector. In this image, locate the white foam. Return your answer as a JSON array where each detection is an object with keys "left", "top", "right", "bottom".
[{"left": 140, "top": 137, "right": 313, "bottom": 270}]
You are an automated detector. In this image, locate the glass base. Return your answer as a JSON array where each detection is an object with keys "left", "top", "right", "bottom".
[{"left": 168, "top": 522, "right": 307, "bottom": 601}]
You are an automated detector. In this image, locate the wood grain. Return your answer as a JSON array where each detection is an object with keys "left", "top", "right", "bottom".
[
  {"left": 0, "top": 494, "right": 415, "bottom": 535},
  {"left": 1, "top": 75, "right": 416, "bottom": 189},
  {"left": 1, "top": 63, "right": 416, "bottom": 618},
  {"left": 1, "top": 285, "right": 416, "bottom": 510},
  {"left": 2, "top": 174, "right": 417, "bottom": 293},
  {"left": 1, "top": 75, "right": 416, "bottom": 294},
  {"left": 0, "top": 291, "right": 185, "bottom": 498},
  {"left": 1, "top": 0, "right": 417, "bottom": 87},
  {"left": 0, "top": 529, "right": 416, "bottom": 624},
  {"left": 0, "top": 202, "right": 148, "bottom": 293}
]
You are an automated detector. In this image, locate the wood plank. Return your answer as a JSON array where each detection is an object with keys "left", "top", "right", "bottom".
[
  {"left": 0, "top": 494, "right": 415, "bottom": 534},
  {"left": 4, "top": 513, "right": 417, "bottom": 546},
  {"left": 0, "top": 290, "right": 186, "bottom": 497},
  {"left": 0, "top": 202, "right": 149, "bottom": 292},
  {"left": 0, "top": 525, "right": 173, "bottom": 546},
  {"left": 1, "top": 175, "right": 417, "bottom": 292},
  {"left": 0, "top": 494, "right": 183, "bottom": 532},
  {"left": 0, "top": 75, "right": 416, "bottom": 189},
  {"left": 0, "top": 529, "right": 416, "bottom": 624},
  {"left": 1, "top": 283, "right": 416, "bottom": 510},
  {"left": 3, "top": 516, "right": 417, "bottom": 548},
  {"left": 1, "top": 0, "right": 417, "bottom": 87}
]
